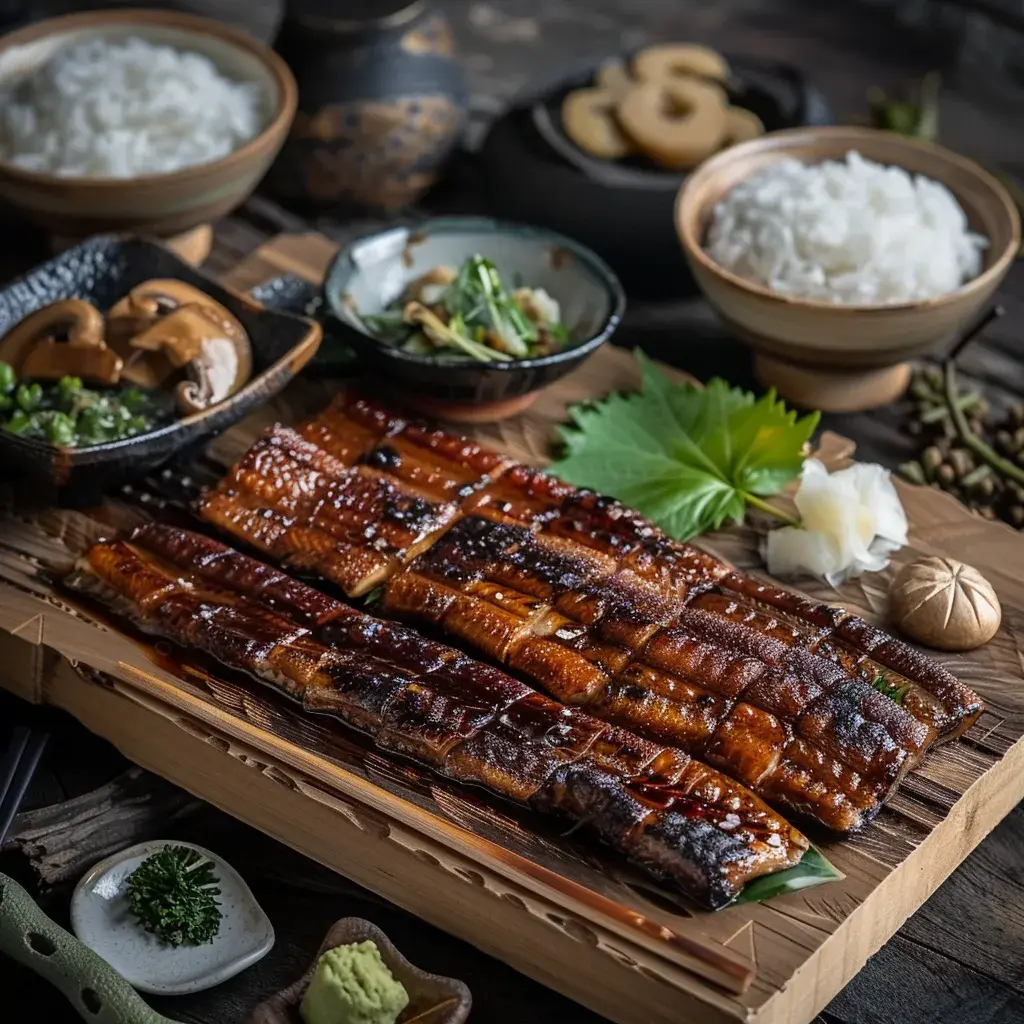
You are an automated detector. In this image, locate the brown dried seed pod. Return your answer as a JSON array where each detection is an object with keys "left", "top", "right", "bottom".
[
  {"left": 921, "top": 446, "right": 944, "bottom": 476},
  {"left": 948, "top": 448, "right": 974, "bottom": 476}
]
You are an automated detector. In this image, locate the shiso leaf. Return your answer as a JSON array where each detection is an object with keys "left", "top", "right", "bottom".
[
  {"left": 732, "top": 846, "right": 843, "bottom": 906},
  {"left": 551, "top": 351, "right": 819, "bottom": 541}
]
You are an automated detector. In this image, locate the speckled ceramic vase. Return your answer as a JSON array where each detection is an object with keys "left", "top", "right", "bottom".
[{"left": 270, "top": 0, "right": 466, "bottom": 210}]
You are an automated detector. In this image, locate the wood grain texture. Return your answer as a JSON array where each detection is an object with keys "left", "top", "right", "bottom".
[{"left": 2, "top": 233, "right": 1024, "bottom": 1024}]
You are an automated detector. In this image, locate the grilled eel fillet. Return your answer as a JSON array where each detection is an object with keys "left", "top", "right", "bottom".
[
  {"left": 65, "top": 523, "right": 807, "bottom": 910},
  {"left": 198, "top": 393, "right": 984, "bottom": 833}
]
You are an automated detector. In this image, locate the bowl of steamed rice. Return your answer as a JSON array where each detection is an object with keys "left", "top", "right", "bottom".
[
  {"left": 675, "top": 126, "right": 1020, "bottom": 411},
  {"left": 0, "top": 9, "right": 297, "bottom": 239}
]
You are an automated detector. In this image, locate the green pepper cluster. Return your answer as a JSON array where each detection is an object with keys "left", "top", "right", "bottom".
[{"left": 0, "top": 360, "right": 170, "bottom": 447}]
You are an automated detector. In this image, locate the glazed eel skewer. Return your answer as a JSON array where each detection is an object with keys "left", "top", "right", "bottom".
[
  {"left": 66, "top": 523, "right": 808, "bottom": 910},
  {"left": 196, "top": 394, "right": 983, "bottom": 833}
]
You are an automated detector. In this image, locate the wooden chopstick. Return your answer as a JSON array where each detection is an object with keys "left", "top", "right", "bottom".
[{"left": 0, "top": 725, "right": 48, "bottom": 846}]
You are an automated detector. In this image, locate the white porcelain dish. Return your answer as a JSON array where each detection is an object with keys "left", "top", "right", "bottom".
[{"left": 71, "top": 839, "right": 274, "bottom": 996}]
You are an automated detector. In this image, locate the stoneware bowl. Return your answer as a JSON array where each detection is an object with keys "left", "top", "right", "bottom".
[
  {"left": 243, "top": 917, "right": 471, "bottom": 1024},
  {"left": 71, "top": 839, "right": 275, "bottom": 996},
  {"left": 676, "top": 126, "right": 1021, "bottom": 412},
  {"left": 0, "top": 235, "right": 321, "bottom": 492},
  {"left": 322, "top": 216, "right": 625, "bottom": 422},
  {"left": 0, "top": 9, "right": 298, "bottom": 240}
]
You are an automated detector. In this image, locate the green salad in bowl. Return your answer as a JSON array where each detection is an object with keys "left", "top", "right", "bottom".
[{"left": 362, "top": 254, "right": 571, "bottom": 363}]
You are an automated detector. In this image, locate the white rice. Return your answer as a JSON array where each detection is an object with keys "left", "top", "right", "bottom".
[
  {"left": 705, "top": 151, "right": 988, "bottom": 305},
  {"left": 0, "top": 36, "right": 267, "bottom": 178}
]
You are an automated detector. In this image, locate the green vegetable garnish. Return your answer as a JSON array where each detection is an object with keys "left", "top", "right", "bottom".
[
  {"left": 404, "top": 302, "right": 511, "bottom": 363},
  {"left": 867, "top": 72, "right": 940, "bottom": 142},
  {"left": 126, "top": 845, "right": 222, "bottom": 948},
  {"left": 362, "top": 254, "right": 567, "bottom": 362},
  {"left": 44, "top": 411, "right": 76, "bottom": 446},
  {"left": 57, "top": 375, "right": 84, "bottom": 409},
  {"left": 5, "top": 410, "right": 32, "bottom": 435},
  {"left": 869, "top": 674, "right": 907, "bottom": 705},
  {"left": 0, "top": 365, "right": 169, "bottom": 448},
  {"left": 15, "top": 382, "right": 42, "bottom": 412},
  {"left": 551, "top": 351, "right": 820, "bottom": 541},
  {"left": 732, "top": 846, "right": 843, "bottom": 905},
  {"left": 453, "top": 255, "right": 536, "bottom": 357}
]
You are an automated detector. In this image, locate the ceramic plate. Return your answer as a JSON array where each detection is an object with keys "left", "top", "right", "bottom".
[
  {"left": 71, "top": 839, "right": 274, "bottom": 995},
  {"left": 243, "top": 917, "right": 471, "bottom": 1024}
]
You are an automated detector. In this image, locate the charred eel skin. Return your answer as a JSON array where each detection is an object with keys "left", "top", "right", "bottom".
[
  {"left": 199, "top": 394, "right": 984, "bottom": 832},
  {"left": 66, "top": 524, "right": 808, "bottom": 910}
]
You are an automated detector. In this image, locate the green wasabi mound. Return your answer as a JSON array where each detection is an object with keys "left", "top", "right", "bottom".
[{"left": 300, "top": 940, "right": 410, "bottom": 1024}]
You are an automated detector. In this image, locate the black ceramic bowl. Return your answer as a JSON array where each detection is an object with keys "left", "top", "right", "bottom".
[
  {"left": 321, "top": 217, "right": 624, "bottom": 422},
  {"left": 0, "top": 236, "right": 321, "bottom": 492},
  {"left": 476, "top": 54, "right": 831, "bottom": 298}
]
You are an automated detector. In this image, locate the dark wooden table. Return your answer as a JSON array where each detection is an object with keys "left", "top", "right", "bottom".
[{"left": 2, "top": 2, "right": 1023, "bottom": 1022}]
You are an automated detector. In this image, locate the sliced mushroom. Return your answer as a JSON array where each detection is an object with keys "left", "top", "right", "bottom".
[
  {"left": 0, "top": 299, "right": 122, "bottom": 384},
  {"left": 106, "top": 279, "right": 250, "bottom": 392},
  {"left": 128, "top": 302, "right": 253, "bottom": 415}
]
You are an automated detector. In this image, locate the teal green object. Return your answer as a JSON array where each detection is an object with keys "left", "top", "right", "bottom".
[{"left": 0, "top": 872, "right": 181, "bottom": 1024}]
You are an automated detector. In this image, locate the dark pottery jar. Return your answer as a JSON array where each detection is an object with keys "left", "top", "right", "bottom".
[{"left": 270, "top": 0, "right": 466, "bottom": 211}]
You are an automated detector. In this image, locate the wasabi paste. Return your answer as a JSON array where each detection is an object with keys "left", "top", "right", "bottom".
[{"left": 300, "top": 940, "right": 409, "bottom": 1024}]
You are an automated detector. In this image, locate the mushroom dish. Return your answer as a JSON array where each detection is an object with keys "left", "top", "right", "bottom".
[{"left": 0, "top": 280, "right": 253, "bottom": 447}]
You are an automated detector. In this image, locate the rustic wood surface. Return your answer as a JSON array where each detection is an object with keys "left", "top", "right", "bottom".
[
  {"left": 2, "top": 328, "right": 1023, "bottom": 1023},
  {"left": 2, "top": 238, "right": 1024, "bottom": 1023},
  {"left": 1, "top": 1, "right": 1023, "bottom": 1022}
]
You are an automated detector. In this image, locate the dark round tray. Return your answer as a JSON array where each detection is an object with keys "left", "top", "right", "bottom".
[{"left": 475, "top": 53, "right": 832, "bottom": 299}]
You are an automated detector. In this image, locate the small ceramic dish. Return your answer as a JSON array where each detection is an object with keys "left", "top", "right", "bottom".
[
  {"left": 0, "top": 235, "right": 321, "bottom": 490},
  {"left": 0, "top": 9, "right": 297, "bottom": 239},
  {"left": 322, "top": 216, "right": 625, "bottom": 422},
  {"left": 243, "top": 917, "right": 471, "bottom": 1024},
  {"left": 676, "top": 126, "right": 1021, "bottom": 412},
  {"left": 71, "top": 839, "right": 275, "bottom": 996}
]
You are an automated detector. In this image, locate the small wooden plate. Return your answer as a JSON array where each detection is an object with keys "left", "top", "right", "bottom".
[{"left": 243, "top": 918, "right": 471, "bottom": 1024}]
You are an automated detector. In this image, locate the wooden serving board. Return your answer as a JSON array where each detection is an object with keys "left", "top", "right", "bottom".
[{"left": 2, "top": 233, "right": 1024, "bottom": 1024}]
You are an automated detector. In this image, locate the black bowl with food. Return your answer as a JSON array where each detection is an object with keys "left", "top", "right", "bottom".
[
  {"left": 0, "top": 236, "right": 320, "bottom": 493},
  {"left": 321, "top": 217, "right": 625, "bottom": 422},
  {"left": 475, "top": 49, "right": 831, "bottom": 298}
]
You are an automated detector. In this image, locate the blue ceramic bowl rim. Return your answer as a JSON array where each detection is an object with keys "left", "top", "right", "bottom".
[{"left": 322, "top": 216, "right": 626, "bottom": 372}]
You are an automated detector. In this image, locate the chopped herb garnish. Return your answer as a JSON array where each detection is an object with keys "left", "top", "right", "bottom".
[
  {"left": 869, "top": 674, "right": 906, "bottom": 705},
  {"left": 360, "top": 255, "right": 570, "bottom": 362},
  {"left": 126, "top": 845, "right": 223, "bottom": 948},
  {"left": 0, "top": 361, "right": 170, "bottom": 448}
]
